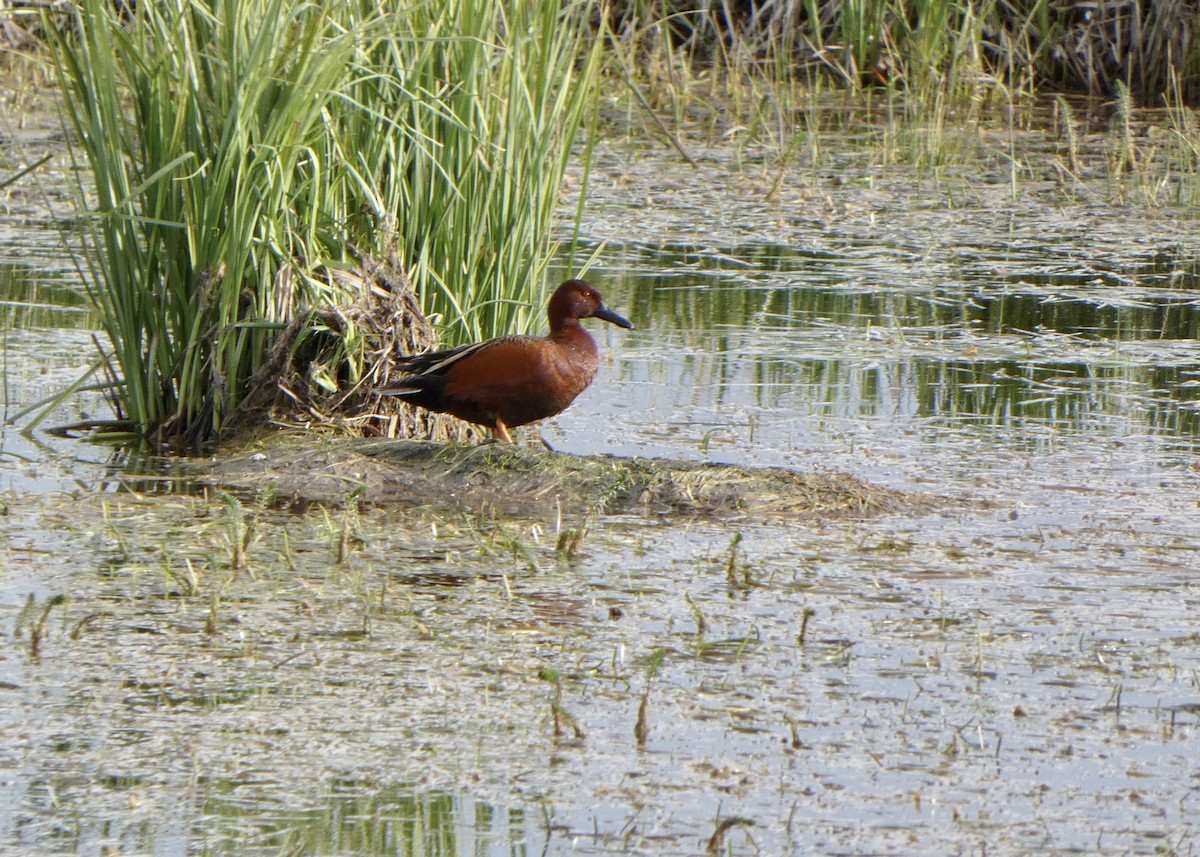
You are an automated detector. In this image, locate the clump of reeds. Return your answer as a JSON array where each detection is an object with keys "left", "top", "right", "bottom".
[{"left": 46, "top": 0, "right": 602, "bottom": 449}]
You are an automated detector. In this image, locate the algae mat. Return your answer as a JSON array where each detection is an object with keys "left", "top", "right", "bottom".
[{"left": 200, "top": 436, "right": 930, "bottom": 519}]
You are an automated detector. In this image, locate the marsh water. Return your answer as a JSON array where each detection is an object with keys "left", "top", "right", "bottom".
[{"left": 3, "top": 110, "right": 1200, "bottom": 856}]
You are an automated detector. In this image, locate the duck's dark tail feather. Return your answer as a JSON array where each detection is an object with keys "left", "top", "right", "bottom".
[{"left": 376, "top": 374, "right": 446, "bottom": 413}]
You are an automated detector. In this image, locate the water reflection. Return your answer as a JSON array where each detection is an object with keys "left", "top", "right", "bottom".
[
  {"left": 8, "top": 777, "right": 530, "bottom": 857},
  {"left": 198, "top": 781, "right": 529, "bottom": 857},
  {"left": 0, "top": 262, "right": 94, "bottom": 330},
  {"left": 566, "top": 241, "right": 1200, "bottom": 451},
  {"left": 602, "top": 240, "right": 1200, "bottom": 340}
]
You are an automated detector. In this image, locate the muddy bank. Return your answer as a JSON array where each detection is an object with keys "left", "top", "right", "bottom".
[{"left": 198, "top": 435, "right": 931, "bottom": 519}]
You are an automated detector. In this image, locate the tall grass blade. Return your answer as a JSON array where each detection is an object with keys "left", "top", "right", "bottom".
[{"left": 46, "top": 0, "right": 603, "bottom": 446}]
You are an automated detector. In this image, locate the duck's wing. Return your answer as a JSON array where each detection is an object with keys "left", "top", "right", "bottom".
[
  {"left": 379, "top": 337, "right": 526, "bottom": 401},
  {"left": 392, "top": 341, "right": 490, "bottom": 377}
]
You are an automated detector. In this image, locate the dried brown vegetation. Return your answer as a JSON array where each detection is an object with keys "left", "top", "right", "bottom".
[
  {"left": 228, "top": 256, "right": 481, "bottom": 444},
  {"left": 608, "top": 0, "right": 1200, "bottom": 103}
]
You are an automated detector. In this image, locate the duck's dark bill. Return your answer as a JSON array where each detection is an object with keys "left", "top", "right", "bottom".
[{"left": 595, "top": 305, "right": 634, "bottom": 329}]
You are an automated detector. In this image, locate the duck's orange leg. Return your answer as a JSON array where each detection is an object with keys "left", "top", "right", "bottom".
[{"left": 492, "top": 420, "right": 514, "bottom": 443}]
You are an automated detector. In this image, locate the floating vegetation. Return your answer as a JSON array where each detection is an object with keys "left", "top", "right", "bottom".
[{"left": 199, "top": 436, "right": 930, "bottom": 519}]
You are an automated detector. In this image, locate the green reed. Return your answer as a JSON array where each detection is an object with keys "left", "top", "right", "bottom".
[
  {"left": 46, "top": 0, "right": 601, "bottom": 446},
  {"left": 326, "top": 1, "right": 604, "bottom": 345}
]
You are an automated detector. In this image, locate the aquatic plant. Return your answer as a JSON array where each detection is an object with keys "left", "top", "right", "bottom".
[
  {"left": 602, "top": 0, "right": 1200, "bottom": 181},
  {"left": 606, "top": 0, "right": 1200, "bottom": 105},
  {"left": 45, "top": 0, "right": 602, "bottom": 448},
  {"left": 322, "top": 1, "right": 605, "bottom": 345},
  {"left": 602, "top": 0, "right": 1015, "bottom": 174}
]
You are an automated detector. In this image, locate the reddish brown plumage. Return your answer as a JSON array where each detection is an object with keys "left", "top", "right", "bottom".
[{"left": 381, "top": 279, "right": 633, "bottom": 441}]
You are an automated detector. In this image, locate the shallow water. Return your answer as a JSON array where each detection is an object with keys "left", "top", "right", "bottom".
[{"left": 3, "top": 124, "right": 1200, "bottom": 856}]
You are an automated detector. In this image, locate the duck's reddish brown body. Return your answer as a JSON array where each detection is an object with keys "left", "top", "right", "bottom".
[{"left": 382, "top": 279, "right": 633, "bottom": 442}]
